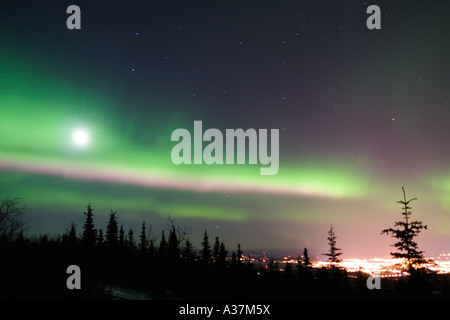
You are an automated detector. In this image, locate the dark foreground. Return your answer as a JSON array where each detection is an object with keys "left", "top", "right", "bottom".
[{"left": 1, "top": 239, "right": 449, "bottom": 300}]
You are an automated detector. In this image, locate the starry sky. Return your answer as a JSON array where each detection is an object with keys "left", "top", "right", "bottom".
[{"left": 0, "top": 0, "right": 449, "bottom": 258}]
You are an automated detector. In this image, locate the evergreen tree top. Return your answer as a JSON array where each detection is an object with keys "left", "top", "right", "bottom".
[{"left": 381, "top": 187, "right": 430, "bottom": 272}]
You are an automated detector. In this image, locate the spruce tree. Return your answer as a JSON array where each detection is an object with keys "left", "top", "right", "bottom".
[
  {"left": 127, "top": 228, "right": 135, "bottom": 249},
  {"left": 159, "top": 230, "right": 167, "bottom": 257},
  {"left": 105, "top": 210, "right": 119, "bottom": 247},
  {"left": 381, "top": 187, "right": 429, "bottom": 272},
  {"left": 168, "top": 226, "right": 180, "bottom": 259},
  {"left": 64, "top": 222, "right": 77, "bottom": 247},
  {"left": 298, "top": 248, "right": 313, "bottom": 285},
  {"left": 323, "top": 226, "right": 342, "bottom": 264},
  {"left": 68, "top": 223, "right": 77, "bottom": 241},
  {"left": 139, "top": 221, "right": 148, "bottom": 254},
  {"left": 213, "top": 236, "right": 220, "bottom": 261},
  {"left": 201, "top": 230, "right": 211, "bottom": 262},
  {"left": 82, "top": 203, "right": 96, "bottom": 248},
  {"left": 219, "top": 242, "right": 228, "bottom": 263},
  {"left": 119, "top": 226, "right": 125, "bottom": 247},
  {"left": 183, "top": 238, "right": 193, "bottom": 260},
  {"left": 236, "top": 243, "right": 243, "bottom": 263},
  {"left": 303, "top": 247, "right": 312, "bottom": 268}
]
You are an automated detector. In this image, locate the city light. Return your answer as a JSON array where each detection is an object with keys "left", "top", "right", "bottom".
[{"left": 243, "top": 253, "right": 450, "bottom": 276}]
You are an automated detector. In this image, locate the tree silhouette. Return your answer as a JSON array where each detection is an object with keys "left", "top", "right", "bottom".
[
  {"left": 323, "top": 225, "right": 342, "bottom": 264},
  {"left": 166, "top": 216, "right": 190, "bottom": 253},
  {"left": 183, "top": 238, "right": 194, "bottom": 260},
  {"left": 381, "top": 187, "right": 429, "bottom": 272},
  {"left": 213, "top": 236, "right": 220, "bottom": 261},
  {"left": 127, "top": 228, "right": 135, "bottom": 249},
  {"left": 64, "top": 222, "right": 78, "bottom": 246},
  {"left": 82, "top": 203, "right": 96, "bottom": 248},
  {"left": 0, "top": 197, "right": 26, "bottom": 242},
  {"left": 0, "top": 202, "right": 447, "bottom": 300},
  {"left": 236, "top": 243, "right": 243, "bottom": 264},
  {"left": 201, "top": 230, "right": 211, "bottom": 262},
  {"left": 139, "top": 221, "right": 148, "bottom": 254},
  {"left": 168, "top": 226, "right": 180, "bottom": 260},
  {"left": 119, "top": 226, "right": 125, "bottom": 247},
  {"left": 219, "top": 241, "right": 228, "bottom": 264},
  {"left": 303, "top": 247, "right": 312, "bottom": 268},
  {"left": 297, "top": 247, "right": 314, "bottom": 292},
  {"left": 105, "top": 210, "right": 119, "bottom": 247},
  {"left": 159, "top": 230, "right": 167, "bottom": 257}
]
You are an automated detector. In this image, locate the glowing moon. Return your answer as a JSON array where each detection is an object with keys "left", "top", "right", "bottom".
[{"left": 72, "top": 129, "right": 90, "bottom": 147}]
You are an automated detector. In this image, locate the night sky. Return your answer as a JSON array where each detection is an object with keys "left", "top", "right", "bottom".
[{"left": 0, "top": 1, "right": 449, "bottom": 258}]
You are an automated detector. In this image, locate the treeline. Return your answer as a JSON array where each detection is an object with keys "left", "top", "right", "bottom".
[
  {"left": 74, "top": 204, "right": 242, "bottom": 265},
  {"left": 0, "top": 198, "right": 448, "bottom": 300},
  {"left": 0, "top": 202, "right": 355, "bottom": 299}
]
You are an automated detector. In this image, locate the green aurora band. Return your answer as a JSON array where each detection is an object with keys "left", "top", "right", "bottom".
[
  {"left": 1, "top": 49, "right": 449, "bottom": 255},
  {"left": 0, "top": 51, "right": 372, "bottom": 202}
]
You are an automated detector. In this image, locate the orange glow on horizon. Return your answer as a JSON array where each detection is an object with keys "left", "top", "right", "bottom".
[{"left": 264, "top": 253, "right": 450, "bottom": 276}]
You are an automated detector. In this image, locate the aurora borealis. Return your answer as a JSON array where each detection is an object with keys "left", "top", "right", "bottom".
[{"left": 0, "top": 1, "right": 449, "bottom": 258}]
